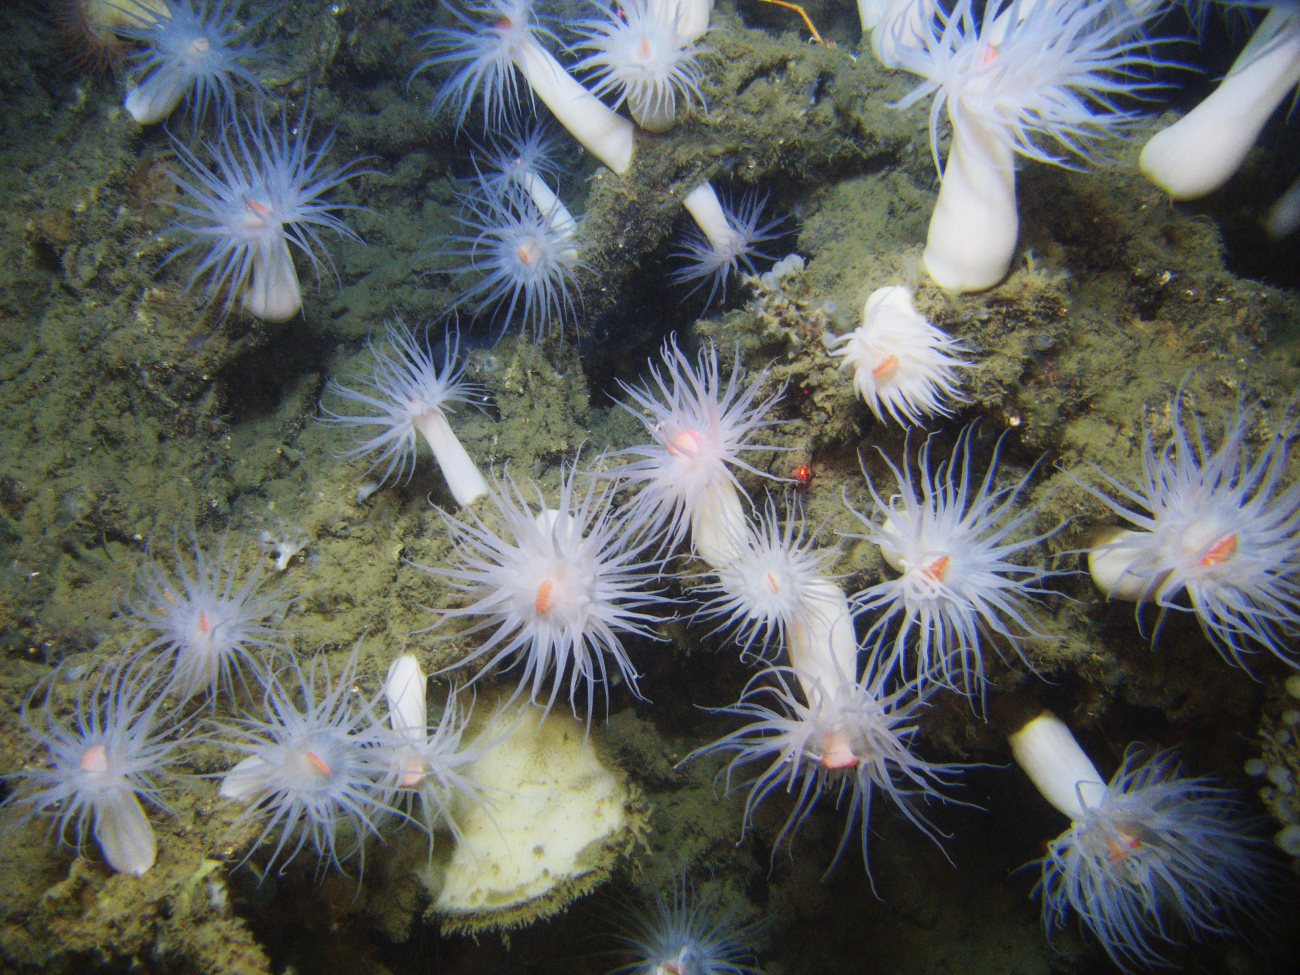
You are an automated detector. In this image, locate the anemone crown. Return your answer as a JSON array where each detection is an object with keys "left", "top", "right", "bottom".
[
  {"left": 847, "top": 426, "right": 1063, "bottom": 701},
  {"left": 1080, "top": 392, "right": 1300, "bottom": 670},
  {"left": 1036, "top": 746, "right": 1273, "bottom": 971},
  {"left": 420, "top": 461, "right": 667, "bottom": 722}
]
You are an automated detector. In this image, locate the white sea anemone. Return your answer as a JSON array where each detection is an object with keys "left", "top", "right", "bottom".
[
  {"left": 420, "top": 460, "right": 668, "bottom": 721},
  {"left": 1081, "top": 391, "right": 1300, "bottom": 671},
  {"left": 123, "top": 529, "right": 289, "bottom": 701},
  {"left": 437, "top": 174, "right": 581, "bottom": 339},
  {"left": 413, "top": 0, "right": 635, "bottom": 172},
  {"left": 1011, "top": 713, "right": 1273, "bottom": 971},
  {"left": 847, "top": 426, "right": 1063, "bottom": 701},
  {"left": 380, "top": 655, "right": 489, "bottom": 841},
  {"left": 117, "top": 0, "right": 264, "bottom": 126},
  {"left": 672, "top": 183, "right": 782, "bottom": 307},
  {"left": 573, "top": 0, "right": 709, "bottom": 133},
  {"left": 216, "top": 646, "right": 400, "bottom": 876},
  {"left": 321, "top": 320, "right": 489, "bottom": 506},
  {"left": 5, "top": 660, "right": 185, "bottom": 876},
  {"left": 690, "top": 659, "right": 957, "bottom": 878},
  {"left": 162, "top": 104, "right": 367, "bottom": 321},
  {"left": 607, "top": 336, "right": 786, "bottom": 567},
  {"left": 828, "top": 285, "right": 971, "bottom": 426},
  {"left": 606, "top": 876, "right": 766, "bottom": 975},
  {"left": 893, "top": 0, "right": 1167, "bottom": 291},
  {"left": 694, "top": 493, "right": 840, "bottom": 661}
]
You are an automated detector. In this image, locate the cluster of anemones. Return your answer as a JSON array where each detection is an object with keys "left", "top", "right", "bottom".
[
  {"left": 315, "top": 316, "right": 1288, "bottom": 969},
  {"left": 1, "top": 528, "right": 489, "bottom": 880}
]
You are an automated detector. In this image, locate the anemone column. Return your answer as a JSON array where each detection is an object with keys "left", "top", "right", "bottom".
[{"left": 1141, "top": 7, "right": 1300, "bottom": 200}]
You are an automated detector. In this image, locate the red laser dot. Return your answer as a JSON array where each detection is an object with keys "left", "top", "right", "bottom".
[{"left": 793, "top": 464, "right": 812, "bottom": 488}]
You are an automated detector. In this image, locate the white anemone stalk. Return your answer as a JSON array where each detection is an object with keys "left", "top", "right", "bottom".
[
  {"left": 682, "top": 182, "right": 745, "bottom": 259},
  {"left": 649, "top": 0, "right": 713, "bottom": 43},
  {"left": 1141, "top": 4, "right": 1300, "bottom": 201},
  {"left": 513, "top": 34, "right": 635, "bottom": 174},
  {"left": 385, "top": 655, "right": 429, "bottom": 787},
  {"left": 1009, "top": 712, "right": 1107, "bottom": 821},
  {"left": 1265, "top": 169, "right": 1300, "bottom": 238},
  {"left": 786, "top": 578, "right": 858, "bottom": 708}
]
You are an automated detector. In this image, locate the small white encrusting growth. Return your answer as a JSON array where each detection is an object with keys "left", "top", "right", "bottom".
[
  {"left": 1080, "top": 392, "right": 1300, "bottom": 670},
  {"left": 1010, "top": 712, "right": 1274, "bottom": 970},
  {"left": 6, "top": 662, "right": 185, "bottom": 876},
  {"left": 573, "top": 0, "right": 709, "bottom": 133},
  {"left": 1141, "top": 3, "right": 1300, "bottom": 200},
  {"left": 259, "top": 523, "right": 310, "bottom": 572},
  {"left": 847, "top": 427, "right": 1063, "bottom": 700},
  {"left": 828, "top": 285, "right": 971, "bottom": 426},
  {"left": 609, "top": 336, "right": 787, "bottom": 568},
  {"left": 421, "top": 461, "right": 667, "bottom": 720},
  {"left": 322, "top": 320, "right": 489, "bottom": 506},
  {"left": 893, "top": 0, "right": 1166, "bottom": 291}
]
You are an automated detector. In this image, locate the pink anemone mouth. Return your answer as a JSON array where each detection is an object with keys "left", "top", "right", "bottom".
[
  {"left": 819, "top": 729, "right": 859, "bottom": 769},
  {"left": 80, "top": 744, "right": 109, "bottom": 773}
]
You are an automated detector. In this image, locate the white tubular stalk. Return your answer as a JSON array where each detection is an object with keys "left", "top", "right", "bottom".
[
  {"left": 412, "top": 409, "right": 489, "bottom": 507},
  {"left": 513, "top": 36, "right": 635, "bottom": 175},
  {"left": 858, "top": 0, "right": 889, "bottom": 30},
  {"left": 876, "top": 513, "right": 905, "bottom": 573},
  {"left": 386, "top": 654, "right": 428, "bottom": 787},
  {"left": 519, "top": 170, "right": 579, "bottom": 260},
  {"left": 683, "top": 182, "right": 743, "bottom": 253},
  {"left": 787, "top": 579, "right": 858, "bottom": 707},
  {"left": 1088, "top": 527, "right": 1163, "bottom": 602},
  {"left": 124, "top": 64, "right": 189, "bottom": 125},
  {"left": 873, "top": 0, "right": 937, "bottom": 68},
  {"left": 1009, "top": 712, "right": 1107, "bottom": 821},
  {"left": 650, "top": 0, "right": 713, "bottom": 44},
  {"left": 386, "top": 655, "right": 427, "bottom": 745},
  {"left": 923, "top": 107, "right": 1018, "bottom": 292},
  {"left": 218, "top": 755, "right": 269, "bottom": 800},
  {"left": 1140, "top": 10, "right": 1300, "bottom": 201},
  {"left": 629, "top": 91, "right": 677, "bottom": 135},
  {"left": 241, "top": 235, "right": 303, "bottom": 322},
  {"left": 1266, "top": 170, "right": 1300, "bottom": 239},
  {"left": 691, "top": 477, "right": 747, "bottom": 569},
  {"left": 92, "top": 790, "right": 157, "bottom": 876}
]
